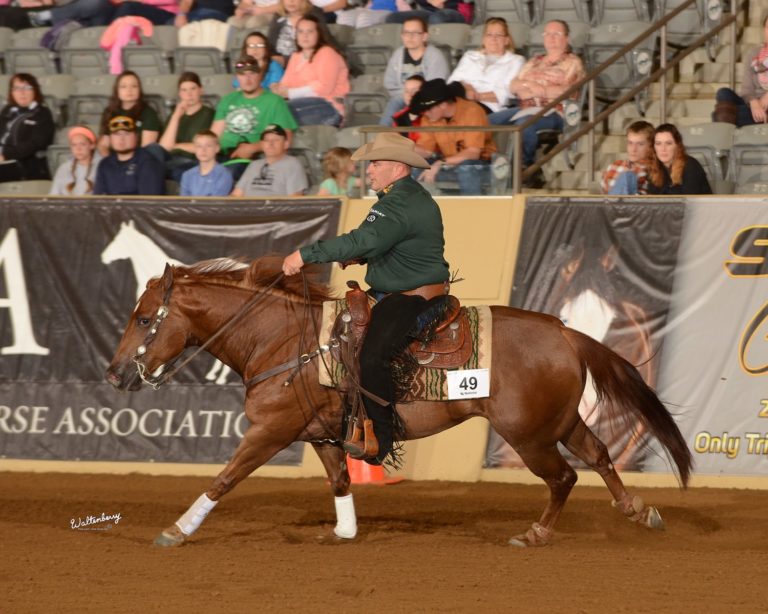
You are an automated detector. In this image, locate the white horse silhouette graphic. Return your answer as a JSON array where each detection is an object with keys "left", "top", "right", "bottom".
[{"left": 101, "top": 220, "right": 233, "bottom": 385}]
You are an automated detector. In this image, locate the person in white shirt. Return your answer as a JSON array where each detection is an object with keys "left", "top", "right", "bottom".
[{"left": 449, "top": 17, "right": 525, "bottom": 115}]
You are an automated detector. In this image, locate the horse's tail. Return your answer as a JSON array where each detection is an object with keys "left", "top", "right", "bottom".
[{"left": 563, "top": 327, "right": 693, "bottom": 488}]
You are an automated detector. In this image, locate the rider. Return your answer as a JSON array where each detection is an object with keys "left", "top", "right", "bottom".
[{"left": 282, "top": 132, "right": 450, "bottom": 465}]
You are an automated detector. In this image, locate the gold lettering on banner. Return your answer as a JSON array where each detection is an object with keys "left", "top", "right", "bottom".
[
  {"left": 759, "top": 400, "right": 768, "bottom": 418},
  {"left": 738, "top": 301, "right": 768, "bottom": 376},
  {"left": 724, "top": 225, "right": 768, "bottom": 278},
  {"left": 744, "top": 433, "right": 768, "bottom": 454},
  {"left": 693, "top": 431, "right": 740, "bottom": 459}
]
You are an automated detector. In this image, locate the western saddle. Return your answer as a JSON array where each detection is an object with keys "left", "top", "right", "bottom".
[{"left": 331, "top": 280, "right": 473, "bottom": 459}]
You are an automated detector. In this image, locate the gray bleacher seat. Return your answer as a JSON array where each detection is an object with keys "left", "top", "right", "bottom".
[
  {"left": 328, "top": 23, "right": 355, "bottom": 49},
  {"left": 347, "top": 23, "right": 401, "bottom": 75},
  {"left": 659, "top": 0, "right": 724, "bottom": 60},
  {"left": 37, "top": 74, "right": 75, "bottom": 127},
  {"left": 0, "top": 73, "right": 11, "bottom": 108},
  {"left": 428, "top": 23, "right": 471, "bottom": 68},
  {"left": 68, "top": 74, "right": 116, "bottom": 127},
  {"left": 475, "top": 0, "right": 538, "bottom": 25},
  {"left": 228, "top": 28, "right": 249, "bottom": 62},
  {"left": 541, "top": 0, "right": 596, "bottom": 25},
  {"left": 0, "top": 26, "right": 15, "bottom": 73},
  {"left": 174, "top": 46, "right": 228, "bottom": 75},
  {"left": 595, "top": 0, "right": 654, "bottom": 22},
  {"left": 727, "top": 124, "right": 768, "bottom": 185},
  {"left": 200, "top": 73, "right": 235, "bottom": 108},
  {"left": 6, "top": 27, "right": 58, "bottom": 76},
  {"left": 679, "top": 122, "right": 734, "bottom": 183},
  {"left": 142, "top": 73, "right": 180, "bottom": 119},
  {"left": 60, "top": 26, "right": 109, "bottom": 77},
  {"left": 46, "top": 144, "right": 71, "bottom": 178},
  {"left": 345, "top": 73, "right": 388, "bottom": 126},
  {"left": 122, "top": 25, "right": 177, "bottom": 77}
]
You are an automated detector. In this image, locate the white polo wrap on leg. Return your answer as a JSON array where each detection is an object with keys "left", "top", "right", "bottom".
[
  {"left": 175, "top": 493, "right": 218, "bottom": 536},
  {"left": 333, "top": 494, "right": 357, "bottom": 539}
]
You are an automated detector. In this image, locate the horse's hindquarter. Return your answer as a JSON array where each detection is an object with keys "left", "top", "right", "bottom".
[{"left": 398, "top": 306, "right": 586, "bottom": 444}]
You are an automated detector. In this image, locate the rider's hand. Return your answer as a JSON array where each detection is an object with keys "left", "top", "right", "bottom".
[{"left": 282, "top": 250, "right": 304, "bottom": 276}]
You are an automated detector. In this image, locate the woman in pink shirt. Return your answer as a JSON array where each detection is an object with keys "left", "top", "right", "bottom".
[{"left": 271, "top": 14, "right": 349, "bottom": 126}]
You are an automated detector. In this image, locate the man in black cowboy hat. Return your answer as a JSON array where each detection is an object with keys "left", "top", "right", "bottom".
[
  {"left": 282, "top": 132, "right": 450, "bottom": 465},
  {"left": 408, "top": 77, "right": 496, "bottom": 195}
]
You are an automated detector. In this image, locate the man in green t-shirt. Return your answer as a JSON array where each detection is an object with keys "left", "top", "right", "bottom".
[
  {"left": 211, "top": 56, "right": 298, "bottom": 164},
  {"left": 282, "top": 133, "right": 450, "bottom": 465}
]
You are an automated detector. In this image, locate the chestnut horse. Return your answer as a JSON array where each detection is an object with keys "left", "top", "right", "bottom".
[{"left": 106, "top": 257, "right": 692, "bottom": 548}]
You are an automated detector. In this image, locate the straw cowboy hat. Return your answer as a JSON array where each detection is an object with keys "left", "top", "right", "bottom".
[{"left": 351, "top": 132, "right": 430, "bottom": 169}]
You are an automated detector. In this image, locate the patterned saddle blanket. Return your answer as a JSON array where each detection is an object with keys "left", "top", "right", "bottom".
[{"left": 319, "top": 300, "right": 492, "bottom": 401}]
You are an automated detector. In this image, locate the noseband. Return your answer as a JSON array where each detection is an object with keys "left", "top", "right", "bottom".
[{"left": 133, "top": 275, "right": 176, "bottom": 390}]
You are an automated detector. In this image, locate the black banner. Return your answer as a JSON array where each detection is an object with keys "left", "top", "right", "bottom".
[{"left": 0, "top": 197, "right": 342, "bottom": 464}]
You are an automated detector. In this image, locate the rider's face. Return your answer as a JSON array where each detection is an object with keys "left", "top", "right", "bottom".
[{"left": 365, "top": 160, "right": 403, "bottom": 192}]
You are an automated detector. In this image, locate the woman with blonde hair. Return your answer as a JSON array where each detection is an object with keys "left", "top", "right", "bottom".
[
  {"left": 449, "top": 17, "right": 525, "bottom": 114},
  {"left": 317, "top": 146, "right": 360, "bottom": 195},
  {"left": 50, "top": 125, "right": 102, "bottom": 196},
  {"left": 647, "top": 123, "right": 711, "bottom": 195}
]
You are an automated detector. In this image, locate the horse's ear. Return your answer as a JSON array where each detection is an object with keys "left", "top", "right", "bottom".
[{"left": 161, "top": 263, "right": 174, "bottom": 292}]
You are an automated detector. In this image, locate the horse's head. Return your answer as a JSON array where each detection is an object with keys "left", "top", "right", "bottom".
[{"left": 106, "top": 263, "right": 190, "bottom": 391}]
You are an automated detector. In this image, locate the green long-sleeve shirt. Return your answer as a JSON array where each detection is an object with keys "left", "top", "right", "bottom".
[{"left": 300, "top": 176, "right": 450, "bottom": 293}]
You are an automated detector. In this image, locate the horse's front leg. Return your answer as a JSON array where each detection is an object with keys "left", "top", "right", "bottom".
[
  {"left": 312, "top": 442, "right": 357, "bottom": 540},
  {"left": 154, "top": 420, "right": 301, "bottom": 547}
]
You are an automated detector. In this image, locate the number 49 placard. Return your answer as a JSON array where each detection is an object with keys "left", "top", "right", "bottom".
[{"left": 446, "top": 369, "right": 490, "bottom": 400}]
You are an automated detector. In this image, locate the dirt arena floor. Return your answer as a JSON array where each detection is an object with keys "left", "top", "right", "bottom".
[{"left": 2, "top": 472, "right": 766, "bottom": 613}]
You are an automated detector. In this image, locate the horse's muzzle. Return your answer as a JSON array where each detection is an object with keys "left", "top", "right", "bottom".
[{"left": 105, "top": 365, "right": 142, "bottom": 391}]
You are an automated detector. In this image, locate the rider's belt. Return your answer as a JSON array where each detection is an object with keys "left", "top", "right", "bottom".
[{"left": 402, "top": 281, "right": 450, "bottom": 301}]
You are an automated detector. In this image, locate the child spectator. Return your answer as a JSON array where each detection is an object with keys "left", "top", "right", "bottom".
[
  {"left": 180, "top": 130, "right": 233, "bottom": 196},
  {"left": 98, "top": 70, "right": 162, "bottom": 157},
  {"left": 158, "top": 71, "right": 215, "bottom": 181},
  {"left": 50, "top": 125, "right": 102, "bottom": 196},
  {"left": 317, "top": 146, "right": 359, "bottom": 196}
]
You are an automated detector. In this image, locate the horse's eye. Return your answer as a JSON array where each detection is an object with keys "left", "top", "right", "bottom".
[{"left": 137, "top": 317, "right": 152, "bottom": 327}]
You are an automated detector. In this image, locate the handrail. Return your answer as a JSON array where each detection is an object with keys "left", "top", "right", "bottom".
[{"left": 358, "top": 0, "right": 741, "bottom": 194}]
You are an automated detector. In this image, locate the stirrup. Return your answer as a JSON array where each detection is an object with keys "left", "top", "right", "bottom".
[{"left": 343, "top": 419, "right": 379, "bottom": 460}]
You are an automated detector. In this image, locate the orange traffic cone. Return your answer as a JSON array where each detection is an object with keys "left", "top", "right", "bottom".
[{"left": 347, "top": 455, "right": 404, "bottom": 485}]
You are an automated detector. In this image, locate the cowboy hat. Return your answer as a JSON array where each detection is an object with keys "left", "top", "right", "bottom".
[{"left": 351, "top": 132, "right": 430, "bottom": 169}]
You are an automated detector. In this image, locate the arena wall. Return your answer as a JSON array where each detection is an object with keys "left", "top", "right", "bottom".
[{"left": 2, "top": 194, "right": 767, "bottom": 489}]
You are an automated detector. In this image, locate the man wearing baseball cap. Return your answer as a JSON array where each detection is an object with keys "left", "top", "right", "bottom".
[
  {"left": 93, "top": 115, "right": 165, "bottom": 195},
  {"left": 211, "top": 56, "right": 298, "bottom": 180},
  {"left": 231, "top": 124, "right": 308, "bottom": 197},
  {"left": 282, "top": 132, "right": 450, "bottom": 465},
  {"left": 409, "top": 77, "right": 495, "bottom": 195}
]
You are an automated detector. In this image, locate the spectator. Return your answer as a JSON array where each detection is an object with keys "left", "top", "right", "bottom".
[
  {"left": 93, "top": 115, "right": 166, "bottom": 195},
  {"left": 231, "top": 124, "right": 308, "bottom": 196},
  {"left": 27, "top": 0, "right": 116, "bottom": 27},
  {"left": 392, "top": 74, "right": 425, "bottom": 141},
  {"left": 50, "top": 125, "right": 102, "bottom": 196},
  {"left": 336, "top": 0, "right": 395, "bottom": 28},
  {"left": 98, "top": 70, "right": 162, "bottom": 157},
  {"left": 179, "top": 130, "right": 233, "bottom": 196},
  {"left": 449, "top": 17, "right": 525, "bottom": 115},
  {"left": 410, "top": 78, "right": 496, "bottom": 195},
  {"left": 0, "top": 73, "right": 55, "bottom": 183},
  {"left": 175, "top": 0, "right": 236, "bottom": 25},
  {"left": 230, "top": 0, "right": 280, "bottom": 29},
  {"left": 111, "top": 0, "right": 180, "bottom": 26},
  {"left": 211, "top": 56, "right": 298, "bottom": 179},
  {"left": 317, "top": 146, "right": 359, "bottom": 195},
  {"left": 507, "top": 19, "right": 585, "bottom": 187},
  {"left": 235, "top": 31, "right": 285, "bottom": 89},
  {"left": 385, "top": 0, "right": 468, "bottom": 25},
  {"left": 647, "top": 123, "right": 712, "bottom": 195},
  {"left": 380, "top": 16, "right": 449, "bottom": 126},
  {"left": 267, "top": 0, "right": 329, "bottom": 66},
  {"left": 158, "top": 71, "right": 215, "bottom": 181},
  {"left": 271, "top": 14, "right": 349, "bottom": 127},
  {"left": 713, "top": 14, "right": 768, "bottom": 126},
  {"left": 600, "top": 120, "right": 655, "bottom": 195}
]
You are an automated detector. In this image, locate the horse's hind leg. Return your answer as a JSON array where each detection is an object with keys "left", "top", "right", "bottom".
[
  {"left": 562, "top": 419, "right": 664, "bottom": 530},
  {"left": 509, "top": 444, "right": 578, "bottom": 547},
  {"left": 312, "top": 443, "right": 357, "bottom": 540}
]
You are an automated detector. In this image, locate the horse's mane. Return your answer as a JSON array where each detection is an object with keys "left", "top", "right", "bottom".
[{"left": 174, "top": 256, "right": 336, "bottom": 303}]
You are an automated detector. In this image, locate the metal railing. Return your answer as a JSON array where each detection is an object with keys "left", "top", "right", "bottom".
[{"left": 358, "top": 0, "right": 741, "bottom": 194}]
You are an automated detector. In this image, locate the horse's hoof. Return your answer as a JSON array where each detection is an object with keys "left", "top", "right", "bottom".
[
  {"left": 642, "top": 506, "right": 665, "bottom": 531},
  {"left": 315, "top": 529, "right": 356, "bottom": 545},
  {"left": 508, "top": 522, "right": 552, "bottom": 547},
  {"left": 154, "top": 526, "right": 186, "bottom": 547}
]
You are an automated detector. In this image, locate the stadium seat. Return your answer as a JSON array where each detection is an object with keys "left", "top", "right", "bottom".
[
  {"left": 142, "top": 74, "right": 180, "bottom": 119},
  {"left": 679, "top": 122, "right": 734, "bottom": 183},
  {"left": 60, "top": 26, "right": 109, "bottom": 78},
  {"left": 292, "top": 125, "right": 338, "bottom": 157},
  {"left": 428, "top": 23, "right": 471, "bottom": 66},
  {"left": 541, "top": 0, "right": 596, "bottom": 25},
  {"left": 0, "top": 26, "right": 15, "bottom": 73},
  {"left": 68, "top": 74, "right": 116, "bottom": 127},
  {"left": 0, "top": 73, "right": 11, "bottom": 108},
  {"left": 200, "top": 73, "right": 235, "bottom": 108},
  {"left": 335, "top": 126, "right": 365, "bottom": 150},
  {"left": 474, "top": 0, "right": 538, "bottom": 26},
  {"left": 6, "top": 27, "right": 58, "bottom": 76},
  {"left": 727, "top": 124, "right": 768, "bottom": 185},
  {"left": 174, "top": 46, "right": 228, "bottom": 75},
  {"left": 327, "top": 23, "right": 355, "bottom": 49},
  {"left": 660, "top": 0, "right": 724, "bottom": 60},
  {"left": 122, "top": 25, "right": 177, "bottom": 77},
  {"left": 594, "top": 0, "right": 654, "bottom": 23},
  {"left": 0, "top": 180, "right": 52, "bottom": 195},
  {"left": 346, "top": 23, "right": 401, "bottom": 75},
  {"left": 37, "top": 74, "right": 76, "bottom": 127}
]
